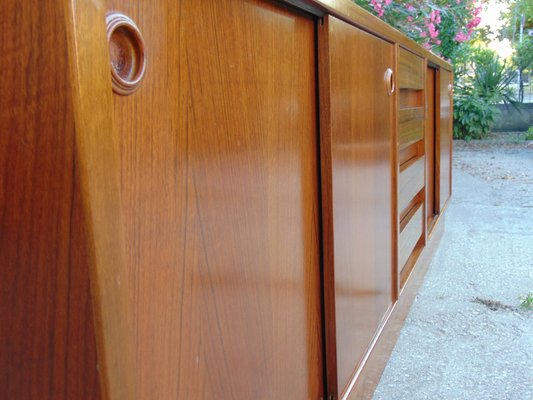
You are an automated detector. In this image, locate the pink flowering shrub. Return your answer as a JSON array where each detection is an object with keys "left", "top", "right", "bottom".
[{"left": 354, "top": 0, "right": 484, "bottom": 59}]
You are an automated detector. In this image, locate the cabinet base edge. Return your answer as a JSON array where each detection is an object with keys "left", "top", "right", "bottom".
[{"left": 343, "top": 218, "right": 445, "bottom": 400}]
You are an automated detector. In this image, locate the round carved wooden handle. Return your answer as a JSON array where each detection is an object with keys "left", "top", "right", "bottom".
[
  {"left": 384, "top": 68, "right": 395, "bottom": 96},
  {"left": 106, "top": 12, "right": 146, "bottom": 95}
]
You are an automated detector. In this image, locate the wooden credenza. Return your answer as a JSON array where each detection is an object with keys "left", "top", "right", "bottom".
[{"left": 0, "top": 1, "right": 452, "bottom": 399}]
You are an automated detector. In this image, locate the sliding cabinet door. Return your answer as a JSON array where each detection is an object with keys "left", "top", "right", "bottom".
[
  {"left": 106, "top": 0, "right": 324, "bottom": 398},
  {"left": 319, "top": 15, "right": 395, "bottom": 398}
]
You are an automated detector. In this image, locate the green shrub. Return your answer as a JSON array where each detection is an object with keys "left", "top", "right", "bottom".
[
  {"left": 519, "top": 293, "right": 533, "bottom": 310},
  {"left": 525, "top": 126, "right": 533, "bottom": 140},
  {"left": 453, "top": 95, "right": 495, "bottom": 140},
  {"left": 453, "top": 51, "right": 516, "bottom": 140}
]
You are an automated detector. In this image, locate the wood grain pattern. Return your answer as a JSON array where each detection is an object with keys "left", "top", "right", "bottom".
[
  {"left": 399, "top": 140, "right": 424, "bottom": 166},
  {"left": 0, "top": 1, "right": 102, "bottom": 398},
  {"left": 398, "top": 204, "right": 423, "bottom": 272},
  {"left": 399, "top": 156, "right": 425, "bottom": 218},
  {"left": 399, "top": 89, "right": 425, "bottom": 108},
  {"left": 398, "top": 107, "right": 424, "bottom": 149},
  {"left": 426, "top": 67, "right": 437, "bottom": 231},
  {"left": 439, "top": 69, "right": 452, "bottom": 211},
  {"left": 319, "top": 15, "right": 394, "bottom": 397},
  {"left": 398, "top": 48, "right": 425, "bottom": 90},
  {"left": 107, "top": 0, "right": 324, "bottom": 398},
  {"left": 65, "top": 0, "right": 138, "bottom": 398}
]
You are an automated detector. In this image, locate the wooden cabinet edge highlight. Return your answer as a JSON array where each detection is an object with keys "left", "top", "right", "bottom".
[
  {"left": 63, "top": 1, "right": 137, "bottom": 399},
  {"left": 318, "top": 15, "right": 340, "bottom": 399},
  {"left": 300, "top": 0, "right": 451, "bottom": 70}
]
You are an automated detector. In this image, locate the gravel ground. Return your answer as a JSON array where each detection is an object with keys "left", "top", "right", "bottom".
[{"left": 372, "top": 135, "right": 533, "bottom": 400}]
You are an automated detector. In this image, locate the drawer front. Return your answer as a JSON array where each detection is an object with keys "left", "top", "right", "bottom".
[
  {"left": 398, "top": 47, "right": 425, "bottom": 90},
  {"left": 399, "top": 107, "right": 424, "bottom": 149},
  {"left": 399, "top": 156, "right": 425, "bottom": 217},
  {"left": 399, "top": 203, "right": 423, "bottom": 270}
]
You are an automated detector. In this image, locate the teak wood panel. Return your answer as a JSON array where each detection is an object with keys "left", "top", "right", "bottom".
[
  {"left": 439, "top": 69, "right": 453, "bottom": 211},
  {"left": 107, "top": 0, "right": 324, "bottom": 399},
  {"left": 398, "top": 204, "right": 423, "bottom": 271},
  {"left": 426, "top": 67, "right": 437, "bottom": 229},
  {"left": 320, "top": 16, "right": 394, "bottom": 398},
  {"left": 399, "top": 89, "right": 425, "bottom": 109},
  {"left": 398, "top": 107, "right": 424, "bottom": 150},
  {"left": 399, "top": 156, "right": 425, "bottom": 218},
  {"left": 399, "top": 141, "right": 423, "bottom": 166},
  {"left": 0, "top": 1, "right": 109, "bottom": 398},
  {"left": 398, "top": 48, "right": 425, "bottom": 90}
]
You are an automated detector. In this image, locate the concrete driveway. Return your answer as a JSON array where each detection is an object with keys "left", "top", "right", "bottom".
[{"left": 373, "top": 138, "right": 533, "bottom": 400}]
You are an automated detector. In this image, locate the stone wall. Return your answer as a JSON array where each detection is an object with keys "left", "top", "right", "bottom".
[{"left": 491, "top": 103, "right": 533, "bottom": 132}]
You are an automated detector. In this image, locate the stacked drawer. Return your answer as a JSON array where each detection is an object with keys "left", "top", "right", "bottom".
[{"left": 398, "top": 48, "right": 425, "bottom": 286}]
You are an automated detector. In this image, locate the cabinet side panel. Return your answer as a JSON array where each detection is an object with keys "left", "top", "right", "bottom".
[
  {"left": 426, "top": 67, "right": 437, "bottom": 229},
  {"left": 0, "top": 1, "right": 101, "bottom": 399},
  {"left": 439, "top": 70, "right": 452, "bottom": 210},
  {"left": 106, "top": 0, "right": 324, "bottom": 398},
  {"left": 326, "top": 16, "right": 394, "bottom": 394}
]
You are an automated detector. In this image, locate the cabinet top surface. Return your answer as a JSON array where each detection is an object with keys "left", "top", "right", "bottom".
[{"left": 282, "top": 0, "right": 452, "bottom": 71}]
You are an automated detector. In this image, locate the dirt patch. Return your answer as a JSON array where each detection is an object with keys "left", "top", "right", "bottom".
[
  {"left": 472, "top": 297, "right": 516, "bottom": 312},
  {"left": 454, "top": 132, "right": 533, "bottom": 151},
  {"left": 453, "top": 134, "right": 533, "bottom": 207}
]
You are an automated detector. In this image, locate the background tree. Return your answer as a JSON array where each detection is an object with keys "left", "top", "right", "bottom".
[{"left": 512, "top": 38, "right": 533, "bottom": 101}]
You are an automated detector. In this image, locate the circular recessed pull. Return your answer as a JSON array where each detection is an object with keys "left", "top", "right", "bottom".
[
  {"left": 384, "top": 68, "right": 395, "bottom": 96},
  {"left": 106, "top": 12, "right": 146, "bottom": 95}
]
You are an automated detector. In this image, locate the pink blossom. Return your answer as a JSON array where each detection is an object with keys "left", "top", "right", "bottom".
[
  {"left": 423, "top": 43, "right": 431, "bottom": 49},
  {"left": 420, "top": 31, "right": 427, "bottom": 38},
  {"left": 434, "top": 10, "right": 441, "bottom": 24},
  {"left": 467, "top": 17, "right": 481, "bottom": 29},
  {"left": 454, "top": 31, "right": 469, "bottom": 42},
  {"left": 370, "top": 0, "right": 384, "bottom": 17},
  {"left": 406, "top": 3, "right": 416, "bottom": 12},
  {"left": 428, "top": 23, "right": 439, "bottom": 39},
  {"left": 384, "top": 0, "right": 392, "bottom": 5},
  {"left": 407, "top": 15, "right": 414, "bottom": 23}
]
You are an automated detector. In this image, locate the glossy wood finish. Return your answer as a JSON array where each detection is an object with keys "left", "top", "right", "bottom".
[
  {"left": 399, "top": 108, "right": 424, "bottom": 149},
  {"left": 399, "top": 156, "right": 425, "bottom": 219},
  {"left": 107, "top": 0, "right": 324, "bottom": 398},
  {"left": 65, "top": 1, "right": 138, "bottom": 398},
  {"left": 439, "top": 69, "right": 453, "bottom": 211},
  {"left": 426, "top": 67, "right": 437, "bottom": 230},
  {"left": 399, "top": 89, "right": 425, "bottom": 109},
  {"left": 346, "top": 220, "right": 444, "bottom": 399},
  {"left": 106, "top": 12, "right": 147, "bottom": 95},
  {"left": 319, "top": 15, "right": 394, "bottom": 397},
  {"left": 399, "top": 204, "right": 423, "bottom": 272},
  {"left": 2, "top": 1, "right": 455, "bottom": 399},
  {"left": 0, "top": 1, "right": 106, "bottom": 398},
  {"left": 398, "top": 48, "right": 425, "bottom": 90},
  {"left": 399, "top": 140, "right": 424, "bottom": 166}
]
